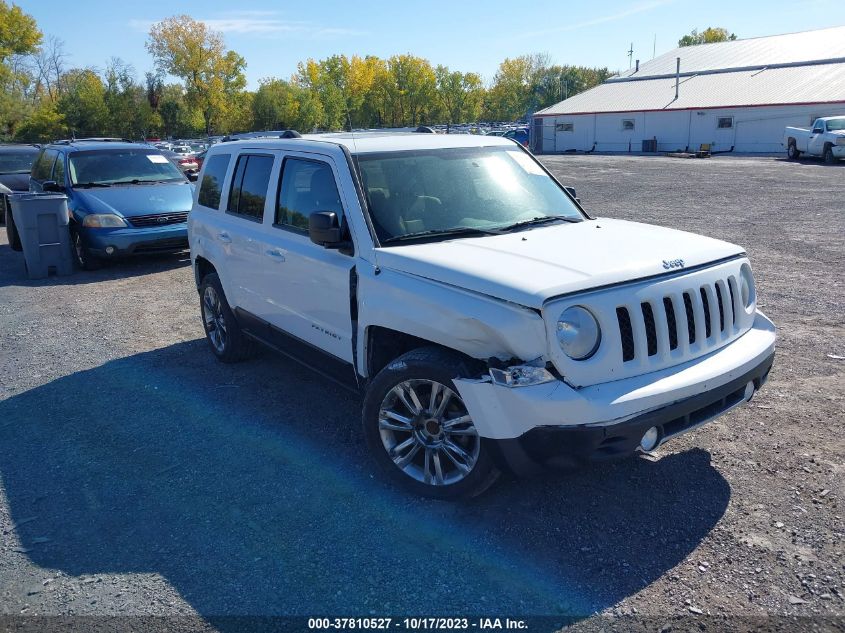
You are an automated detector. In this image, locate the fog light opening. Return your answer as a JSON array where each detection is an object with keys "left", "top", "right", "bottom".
[
  {"left": 743, "top": 380, "right": 755, "bottom": 402},
  {"left": 104, "top": 246, "right": 116, "bottom": 256},
  {"left": 639, "top": 426, "right": 660, "bottom": 452}
]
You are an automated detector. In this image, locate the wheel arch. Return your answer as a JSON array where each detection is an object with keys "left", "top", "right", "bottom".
[{"left": 194, "top": 255, "right": 217, "bottom": 289}]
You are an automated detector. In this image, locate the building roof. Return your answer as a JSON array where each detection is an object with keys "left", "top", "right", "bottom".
[
  {"left": 536, "top": 26, "right": 845, "bottom": 116},
  {"left": 617, "top": 25, "right": 845, "bottom": 79}
]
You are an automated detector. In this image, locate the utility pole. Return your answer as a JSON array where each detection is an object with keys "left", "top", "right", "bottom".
[{"left": 628, "top": 43, "right": 634, "bottom": 69}]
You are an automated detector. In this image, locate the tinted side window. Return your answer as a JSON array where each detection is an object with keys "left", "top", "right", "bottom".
[
  {"left": 226, "top": 154, "right": 273, "bottom": 221},
  {"left": 32, "top": 149, "right": 58, "bottom": 181},
  {"left": 52, "top": 154, "right": 65, "bottom": 185},
  {"left": 275, "top": 158, "right": 342, "bottom": 231},
  {"left": 198, "top": 153, "right": 231, "bottom": 209}
]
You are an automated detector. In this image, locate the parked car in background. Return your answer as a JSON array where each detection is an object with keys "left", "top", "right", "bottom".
[
  {"left": 0, "top": 144, "right": 40, "bottom": 226},
  {"left": 171, "top": 144, "right": 193, "bottom": 156},
  {"left": 188, "top": 132, "right": 775, "bottom": 499},
  {"left": 503, "top": 127, "right": 529, "bottom": 147},
  {"left": 161, "top": 149, "right": 199, "bottom": 177},
  {"left": 784, "top": 116, "right": 845, "bottom": 163},
  {"left": 25, "top": 140, "right": 193, "bottom": 269},
  {"left": 193, "top": 149, "right": 207, "bottom": 171}
]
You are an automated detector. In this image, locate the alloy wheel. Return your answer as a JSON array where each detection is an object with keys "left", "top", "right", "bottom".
[
  {"left": 378, "top": 379, "right": 480, "bottom": 486},
  {"left": 202, "top": 285, "right": 228, "bottom": 353}
]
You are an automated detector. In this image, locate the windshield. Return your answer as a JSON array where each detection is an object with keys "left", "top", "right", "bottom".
[
  {"left": 357, "top": 146, "right": 583, "bottom": 243},
  {"left": 826, "top": 118, "right": 845, "bottom": 131},
  {"left": 0, "top": 149, "right": 39, "bottom": 174},
  {"left": 68, "top": 149, "right": 185, "bottom": 185}
]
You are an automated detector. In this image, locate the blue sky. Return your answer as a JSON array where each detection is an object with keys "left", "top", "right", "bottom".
[{"left": 17, "top": 0, "right": 842, "bottom": 88}]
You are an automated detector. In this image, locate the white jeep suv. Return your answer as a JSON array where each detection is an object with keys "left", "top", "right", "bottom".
[{"left": 187, "top": 132, "right": 776, "bottom": 499}]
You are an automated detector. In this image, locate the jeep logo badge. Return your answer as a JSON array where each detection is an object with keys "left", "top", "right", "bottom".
[{"left": 663, "top": 258, "right": 685, "bottom": 270}]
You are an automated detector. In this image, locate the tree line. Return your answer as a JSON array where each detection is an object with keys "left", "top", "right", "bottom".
[{"left": 2, "top": 7, "right": 732, "bottom": 142}]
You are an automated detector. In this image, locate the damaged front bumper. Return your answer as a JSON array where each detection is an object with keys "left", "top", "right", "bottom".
[{"left": 454, "top": 311, "right": 776, "bottom": 476}]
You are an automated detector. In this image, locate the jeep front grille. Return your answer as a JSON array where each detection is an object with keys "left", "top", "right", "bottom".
[
  {"left": 543, "top": 258, "right": 756, "bottom": 388},
  {"left": 614, "top": 276, "right": 742, "bottom": 364}
]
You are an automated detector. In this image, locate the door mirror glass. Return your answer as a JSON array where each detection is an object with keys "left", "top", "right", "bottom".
[
  {"left": 813, "top": 128, "right": 824, "bottom": 134},
  {"left": 308, "top": 211, "right": 343, "bottom": 247},
  {"left": 42, "top": 180, "right": 64, "bottom": 193}
]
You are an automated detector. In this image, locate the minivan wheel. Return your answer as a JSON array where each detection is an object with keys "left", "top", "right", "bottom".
[
  {"left": 70, "top": 228, "right": 101, "bottom": 270},
  {"left": 199, "top": 273, "right": 255, "bottom": 363},
  {"left": 363, "top": 347, "right": 499, "bottom": 499}
]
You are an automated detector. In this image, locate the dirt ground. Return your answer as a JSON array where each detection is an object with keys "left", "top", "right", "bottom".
[{"left": 0, "top": 154, "right": 842, "bottom": 632}]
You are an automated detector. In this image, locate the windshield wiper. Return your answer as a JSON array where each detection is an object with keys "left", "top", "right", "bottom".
[
  {"left": 73, "top": 182, "right": 111, "bottom": 188},
  {"left": 496, "top": 215, "right": 580, "bottom": 232},
  {"left": 381, "top": 226, "right": 502, "bottom": 244}
]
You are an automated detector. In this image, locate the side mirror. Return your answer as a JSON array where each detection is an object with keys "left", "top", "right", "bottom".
[
  {"left": 812, "top": 128, "right": 824, "bottom": 134},
  {"left": 186, "top": 171, "right": 198, "bottom": 182},
  {"left": 564, "top": 186, "right": 581, "bottom": 203},
  {"left": 42, "top": 180, "right": 64, "bottom": 193},
  {"left": 309, "top": 211, "right": 343, "bottom": 247}
]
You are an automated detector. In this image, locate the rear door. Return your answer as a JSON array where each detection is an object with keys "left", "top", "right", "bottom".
[
  {"left": 216, "top": 151, "right": 278, "bottom": 314},
  {"left": 251, "top": 151, "right": 356, "bottom": 374}
]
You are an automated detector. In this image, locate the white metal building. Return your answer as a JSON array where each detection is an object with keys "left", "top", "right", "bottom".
[{"left": 532, "top": 26, "right": 845, "bottom": 154}]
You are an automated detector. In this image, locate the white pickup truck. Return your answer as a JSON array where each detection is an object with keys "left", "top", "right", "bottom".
[
  {"left": 784, "top": 116, "right": 845, "bottom": 163},
  {"left": 187, "top": 132, "right": 776, "bottom": 499}
]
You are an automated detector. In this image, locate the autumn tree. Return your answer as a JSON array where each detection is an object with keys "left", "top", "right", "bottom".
[
  {"left": 0, "top": 1, "right": 42, "bottom": 136},
  {"left": 435, "top": 66, "right": 483, "bottom": 127},
  {"left": 146, "top": 15, "right": 247, "bottom": 135},
  {"left": 679, "top": 27, "right": 737, "bottom": 47}
]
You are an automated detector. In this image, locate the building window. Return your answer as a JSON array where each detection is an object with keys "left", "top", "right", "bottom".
[
  {"left": 717, "top": 117, "right": 734, "bottom": 129},
  {"left": 556, "top": 122, "right": 574, "bottom": 132},
  {"left": 622, "top": 119, "right": 635, "bottom": 131}
]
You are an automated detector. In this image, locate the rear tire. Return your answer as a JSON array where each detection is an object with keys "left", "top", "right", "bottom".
[
  {"left": 198, "top": 272, "right": 255, "bottom": 363},
  {"left": 362, "top": 347, "right": 499, "bottom": 499},
  {"left": 787, "top": 143, "right": 800, "bottom": 160}
]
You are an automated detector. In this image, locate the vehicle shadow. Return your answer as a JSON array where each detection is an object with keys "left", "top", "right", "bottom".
[
  {"left": 0, "top": 246, "right": 191, "bottom": 288},
  {"left": 0, "top": 340, "right": 730, "bottom": 624}
]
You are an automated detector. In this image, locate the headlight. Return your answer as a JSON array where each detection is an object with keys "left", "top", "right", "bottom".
[
  {"left": 836, "top": 137, "right": 845, "bottom": 146},
  {"left": 556, "top": 306, "right": 601, "bottom": 360},
  {"left": 739, "top": 263, "right": 756, "bottom": 311},
  {"left": 489, "top": 364, "right": 556, "bottom": 387},
  {"left": 82, "top": 213, "right": 127, "bottom": 228}
]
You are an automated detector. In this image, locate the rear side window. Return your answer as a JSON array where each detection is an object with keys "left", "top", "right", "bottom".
[
  {"left": 197, "top": 153, "right": 231, "bottom": 209},
  {"left": 32, "top": 150, "right": 58, "bottom": 181},
  {"left": 226, "top": 154, "right": 274, "bottom": 221},
  {"left": 275, "top": 158, "right": 343, "bottom": 231},
  {"left": 52, "top": 154, "right": 65, "bottom": 185}
]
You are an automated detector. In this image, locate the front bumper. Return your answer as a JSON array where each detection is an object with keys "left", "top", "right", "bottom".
[
  {"left": 83, "top": 223, "right": 188, "bottom": 256},
  {"left": 455, "top": 310, "right": 776, "bottom": 474}
]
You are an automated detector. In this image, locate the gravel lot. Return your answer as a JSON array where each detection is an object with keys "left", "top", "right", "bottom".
[{"left": 0, "top": 154, "right": 843, "bottom": 631}]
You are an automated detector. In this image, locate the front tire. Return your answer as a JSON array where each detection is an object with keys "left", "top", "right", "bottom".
[
  {"left": 823, "top": 145, "right": 836, "bottom": 165},
  {"left": 787, "top": 143, "right": 800, "bottom": 160},
  {"left": 198, "top": 272, "right": 255, "bottom": 363},
  {"left": 70, "top": 228, "right": 101, "bottom": 270},
  {"left": 362, "top": 347, "right": 499, "bottom": 499}
]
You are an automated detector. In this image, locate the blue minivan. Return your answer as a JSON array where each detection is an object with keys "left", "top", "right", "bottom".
[{"left": 29, "top": 139, "right": 194, "bottom": 269}]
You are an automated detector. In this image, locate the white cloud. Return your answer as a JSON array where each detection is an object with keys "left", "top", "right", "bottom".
[
  {"left": 129, "top": 12, "right": 365, "bottom": 39},
  {"left": 517, "top": 0, "right": 675, "bottom": 38}
]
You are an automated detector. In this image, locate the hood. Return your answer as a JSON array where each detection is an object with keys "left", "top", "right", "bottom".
[
  {"left": 374, "top": 218, "right": 745, "bottom": 309},
  {"left": 0, "top": 173, "right": 31, "bottom": 192},
  {"left": 72, "top": 181, "right": 193, "bottom": 217}
]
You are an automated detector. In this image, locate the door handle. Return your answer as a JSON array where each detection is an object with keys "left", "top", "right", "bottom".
[
  {"left": 265, "top": 248, "right": 286, "bottom": 262},
  {"left": 217, "top": 232, "right": 232, "bottom": 243}
]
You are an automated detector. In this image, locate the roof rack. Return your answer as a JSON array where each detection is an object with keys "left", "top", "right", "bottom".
[
  {"left": 52, "top": 137, "right": 134, "bottom": 145},
  {"left": 221, "top": 130, "right": 302, "bottom": 142}
]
